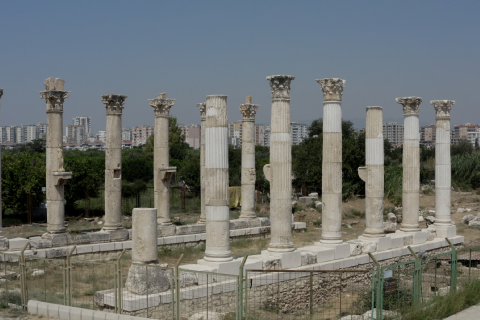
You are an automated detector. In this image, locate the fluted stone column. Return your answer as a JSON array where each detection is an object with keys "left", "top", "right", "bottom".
[
  {"left": 264, "top": 75, "right": 295, "bottom": 253},
  {"left": 358, "top": 107, "right": 385, "bottom": 238},
  {"left": 197, "top": 102, "right": 207, "bottom": 224},
  {"left": 431, "top": 100, "right": 456, "bottom": 238},
  {"left": 317, "top": 78, "right": 346, "bottom": 244},
  {"left": 0, "top": 89, "right": 7, "bottom": 250},
  {"left": 40, "top": 77, "right": 72, "bottom": 235},
  {"left": 125, "top": 208, "right": 170, "bottom": 295},
  {"left": 149, "top": 93, "right": 176, "bottom": 226},
  {"left": 239, "top": 96, "right": 260, "bottom": 220},
  {"left": 396, "top": 97, "right": 422, "bottom": 232},
  {"left": 203, "top": 95, "right": 232, "bottom": 262},
  {"left": 102, "top": 94, "right": 127, "bottom": 232}
]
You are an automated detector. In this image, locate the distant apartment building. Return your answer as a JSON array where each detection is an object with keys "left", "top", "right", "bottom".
[
  {"left": 36, "top": 123, "right": 47, "bottom": 140},
  {"left": 132, "top": 125, "right": 154, "bottom": 147},
  {"left": 452, "top": 123, "right": 480, "bottom": 145},
  {"left": 420, "top": 124, "right": 436, "bottom": 147},
  {"left": 228, "top": 121, "right": 266, "bottom": 147},
  {"left": 291, "top": 122, "right": 308, "bottom": 145},
  {"left": 255, "top": 124, "right": 265, "bottom": 146},
  {"left": 5, "top": 126, "right": 16, "bottom": 143},
  {"left": 66, "top": 125, "right": 85, "bottom": 144},
  {"left": 122, "top": 127, "right": 132, "bottom": 142},
  {"left": 383, "top": 122, "right": 404, "bottom": 146},
  {"left": 73, "top": 116, "right": 92, "bottom": 134},
  {"left": 24, "top": 125, "right": 38, "bottom": 142},
  {"left": 467, "top": 128, "right": 480, "bottom": 147},
  {"left": 15, "top": 126, "right": 23, "bottom": 143},
  {"left": 98, "top": 130, "right": 107, "bottom": 143},
  {"left": 179, "top": 124, "right": 201, "bottom": 149},
  {"left": 264, "top": 125, "right": 271, "bottom": 147}
]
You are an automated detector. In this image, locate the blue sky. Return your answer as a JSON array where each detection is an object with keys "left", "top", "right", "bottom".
[{"left": 1, "top": 1, "right": 479, "bottom": 133}]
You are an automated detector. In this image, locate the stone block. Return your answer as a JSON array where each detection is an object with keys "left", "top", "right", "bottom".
[
  {"left": 176, "top": 224, "right": 206, "bottom": 235},
  {"left": 92, "top": 244, "right": 100, "bottom": 252},
  {"left": 242, "top": 258, "right": 263, "bottom": 275},
  {"left": 195, "top": 233, "right": 206, "bottom": 241},
  {"left": 314, "top": 242, "right": 350, "bottom": 259},
  {"left": 422, "top": 229, "right": 436, "bottom": 241},
  {"left": 8, "top": 237, "right": 30, "bottom": 251},
  {"left": 114, "top": 242, "right": 123, "bottom": 250},
  {"left": 392, "top": 232, "right": 414, "bottom": 246},
  {"left": 347, "top": 241, "right": 363, "bottom": 256},
  {"left": 107, "top": 229, "right": 129, "bottom": 241},
  {"left": 74, "top": 234, "right": 91, "bottom": 244},
  {"left": 294, "top": 222, "right": 307, "bottom": 229},
  {"left": 387, "top": 234, "right": 404, "bottom": 249},
  {"left": 258, "top": 217, "right": 270, "bottom": 226},
  {"left": 157, "top": 225, "right": 177, "bottom": 237},
  {"left": 123, "top": 241, "right": 133, "bottom": 249},
  {"left": 247, "top": 219, "right": 262, "bottom": 228},
  {"left": 299, "top": 197, "right": 315, "bottom": 205},
  {"left": 58, "top": 305, "right": 71, "bottom": 320},
  {"left": 183, "top": 235, "right": 196, "bottom": 242},
  {"left": 29, "top": 238, "right": 52, "bottom": 249},
  {"left": 87, "top": 232, "right": 110, "bottom": 243},
  {"left": 76, "top": 244, "right": 93, "bottom": 254},
  {"left": 0, "top": 238, "right": 8, "bottom": 251},
  {"left": 412, "top": 231, "right": 427, "bottom": 244},
  {"left": 36, "top": 250, "right": 47, "bottom": 259},
  {"left": 300, "top": 251, "right": 317, "bottom": 265},
  {"left": 261, "top": 250, "right": 302, "bottom": 269},
  {"left": 435, "top": 225, "right": 456, "bottom": 239},
  {"left": 45, "top": 248, "right": 69, "bottom": 258},
  {"left": 299, "top": 246, "right": 335, "bottom": 263},
  {"left": 99, "top": 243, "right": 115, "bottom": 251},
  {"left": 337, "top": 257, "right": 357, "bottom": 269},
  {"left": 449, "top": 235, "right": 464, "bottom": 245},
  {"left": 128, "top": 229, "right": 132, "bottom": 239},
  {"left": 197, "top": 258, "right": 241, "bottom": 275},
  {"left": 125, "top": 263, "right": 170, "bottom": 295},
  {"left": 355, "top": 254, "right": 370, "bottom": 265},
  {"left": 179, "top": 264, "right": 217, "bottom": 285},
  {"left": 372, "top": 250, "right": 393, "bottom": 261},
  {"left": 230, "top": 219, "right": 249, "bottom": 229},
  {"left": 391, "top": 248, "right": 403, "bottom": 258},
  {"left": 42, "top": 233, "right": 68, "bottom": 247}
]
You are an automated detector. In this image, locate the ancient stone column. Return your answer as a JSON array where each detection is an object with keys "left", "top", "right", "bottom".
[
  {"left": 197, "top": 102, "right": 207, "bottom": 224},
  {"left": 396, "top": 97, "right": 422, "bottom": 232},
  {"left": 40, "top": 78, "right": 72, "bottom": 235},
  {"left": 431, "top": 100, "right": 456, "bottom": 238},
  {"left": 264, "top": 75, "right": 295, "bottom": 253},
  {"left": 203, "top": 95, "right": 232, "bottom": 262},
  {"left": 316, "top": 78, "right": 346, "bottom": 244},
  {"left": 125, "top": 208, "right": 169, "bottom": 294},
  {"left": 239, "top": 96, "right": 260, "bottom": 220},
  {"left": 358, "top": 107, "right": 385, "bottom": 238},
  {"left": 149, "top": 93, "right": 176, "bottom": 226},
  {"left": 102, "top": 94, "right": 127, "bottom": 232},
  {"left": 0, "top": 89, "right": 7, "bottom": 250}
]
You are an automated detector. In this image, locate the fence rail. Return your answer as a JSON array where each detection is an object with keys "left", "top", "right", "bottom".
[{"left": 2, "top": 238, "right": 480, "bottom": 320}]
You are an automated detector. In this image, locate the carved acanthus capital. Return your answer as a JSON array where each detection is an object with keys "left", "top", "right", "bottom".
[
  {"left": 240, "top": 104, "right": 260, "bottom": 121},
  {"left": 197, "top": 102, "right": 206, "bottom": 121},
  {"left": 396, "top": 97, "right": 422, "bottom": 115},
  {"left": 149, "top": 98, "right": 175, "bottom": 117},
  {"left": 267, "top": 75, "right": 295, "bottom": 100},
  {"left": 102, "top": 94, "right": 127, "bottom": 115},
  {"left": 40, "top": 90, "right": 71, "bottom": 113},
  {"left": 316, "top": 78, "right": 346, "bottom": 102},
  {"left": 431, "top": 100, "right": 455, "bottom": 119}
]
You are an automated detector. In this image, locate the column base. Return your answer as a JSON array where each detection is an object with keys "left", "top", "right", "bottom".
[
  {"left": 362, "top": 228, "right": 386, "bottom": 238},
  {"left": 197, "top": 258, "right": 241, "bottom": 275},
  {"left": 125, "top": 262, "right": 170, "bottom": 295},
  {"left": 313, "top": 242, "right": 350, "bottom": 259},
  {"left": 239, "top": 214, "right": 256, "bottom": 220},
  {"left": 358, "top": 235, "right": 392, "bottom": 251},
  {"left": 399, "top": 224, "right": 421, "bottom": 233},
  {"left": 157, "top": 220, "right": 172, "bottom": 226},
  {"left": 267, "top": 244, "right": 295, "bottom": 253},
  {"left": 261, "top": 249, "right": 302, "bottom": 269},
  {"left": 432, "top": 224, "right": 456, "bottom": 238}
]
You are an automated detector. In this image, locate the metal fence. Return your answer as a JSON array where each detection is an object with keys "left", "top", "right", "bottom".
[{"left": 4, "top": 238, "right": 480, "bottom": 319}]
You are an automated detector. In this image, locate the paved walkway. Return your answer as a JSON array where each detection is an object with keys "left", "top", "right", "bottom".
[{"left": 445, "top": 304, "right": 480, "bottom": 320}]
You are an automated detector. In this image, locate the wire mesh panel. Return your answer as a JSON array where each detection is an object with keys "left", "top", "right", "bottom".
[
  {"left": 245, "top": 270, "right": 372, "bottom": 320},
  {"left": 457, "top": 246, "right": 480, "bottom": 282},
  {"left": 24, "top": 256, "right": 66, "bottom": 305},
  {"left": 178, "top": 268, "right": 239, "bottom": 320},
  {"left": 379, "top": 261, "right": 416, "bottom": 316},
  {"left": 117, "top": 261, "right": 174, "bottom": 319},
  {"left": 71, "top": 260, "right": 116, "bottom": 310},
  {"left": 422, "top": 252, "right": 453, "bottom": 301},
  {"left": 0, "top": 254, "right": 23, "bottom": 308}
]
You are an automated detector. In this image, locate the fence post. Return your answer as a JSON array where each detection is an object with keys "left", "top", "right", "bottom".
[
  {"left": 66, "top": 246, "right": 76, "bottom": 306},
  {"left": 238, "top": 256, "right": 247, "bottom": 320},
  {"left": 407, "top": 246, "right": 422, "bottom": 304},
  {"left": 174, "top": 254, "right": 184, "bottom": 320},
  {"left": 116, "top": 249, "right": 126, "bottom": 314},
  {"left": 445, "top": 238, "right": 457, "bottom": 292},
  {"left": 19, "top": 242, "right": 29, "bottom": 310},
  {"left": 368, "top": 253, "right": 382, "bottom": 320}
]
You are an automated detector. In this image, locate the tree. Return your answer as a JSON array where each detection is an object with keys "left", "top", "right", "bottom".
[
  {"left": 451, "top": 139, "right": 473, "bottom": 156},
  {"left": 2, "top": 151, "right": 46, "bottom": 218},
  {"left": 27, "top": 139, "right": 46, "bottom": 153}
]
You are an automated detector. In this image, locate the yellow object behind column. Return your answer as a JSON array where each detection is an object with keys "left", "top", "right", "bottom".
[{"left": 229, "top": 186, "right": 242, "bottom": 208}]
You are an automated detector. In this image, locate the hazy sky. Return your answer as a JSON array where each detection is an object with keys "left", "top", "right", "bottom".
[{"left": 1, "top": 1, "right": 479, "bottom": 133}]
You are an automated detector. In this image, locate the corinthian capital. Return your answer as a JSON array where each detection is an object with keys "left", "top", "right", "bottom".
[
  {"left": 197, "top": 102, "right": 206, "bottom": 121},
  {"left": 316, "top": 78, "right": 346, "bottom": 102},
  {"left": 149, "top": 93, "right": 175, "bottom": 117},
  {"left": 40, "top": 90, "right": 71, "bottom": 113},
  {"left": 396, "top": 97, "right": 422, "bottom": 115},
  {"left": 431, "top": 100, "right": 454, "bottom": 119},
  {"left": 240, "top": 104, "right": 260, "bottom": 121},
  {"left": 102, "top": 94, "right": 127, "bottom": 115},
  {"left": 266, "top": 75, "right": 295, "bottom": 100}
]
